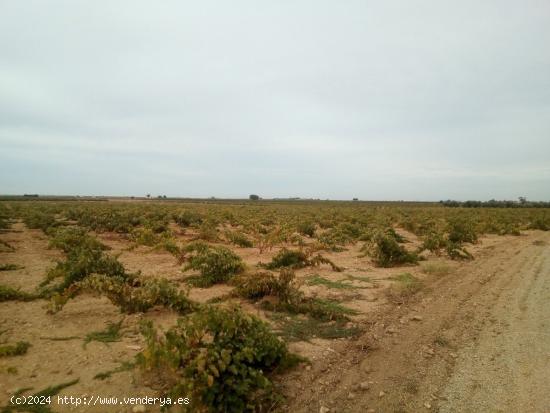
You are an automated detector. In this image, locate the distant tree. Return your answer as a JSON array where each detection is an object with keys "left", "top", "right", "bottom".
[
  {"left": 249, "top": 194, "right": 260, "bottom": 201},
  {"left": 353, "top": 198, "right": 359, "bottom": 201},
  {"left": 146, "top": 194, "right": 151, "bottom": 198},
  {"left": 518, "top": 196, "right": 527, "bottom": 204}
]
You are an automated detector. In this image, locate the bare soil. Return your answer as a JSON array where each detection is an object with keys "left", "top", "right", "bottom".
[
  {"left": 1, "top": 223, "right": 549, "bottom": 412},
  {"left": 284, "top": 231, "right": 550, "bottom": 413}
]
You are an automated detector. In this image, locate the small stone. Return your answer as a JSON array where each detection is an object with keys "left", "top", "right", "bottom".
[
  {"left": 450, "top": 352, "right": 458, "bottom": 358},
  {"left": 305, "top": 365, "right": 311, "bottom": 371},
  {"left": 320, "top": 407, "right": 330, "bottom": 413},
  {"left": 378, "top": 390, "right": 385, "bottom": 398},
  {"left": 424, "top": 402, "right": 432, "bottom": 409},
  {"left": 360, "top": 381, "right": 370, "bottom": 390},
  {"left": 132, "top": 405, "right": 147, "bottom": 413},
  {"left": 347, "top": 392, "right": 356, "bottom": 400},
  {"left": 412, "top": 315, "right": 423, "bottom": 321}
]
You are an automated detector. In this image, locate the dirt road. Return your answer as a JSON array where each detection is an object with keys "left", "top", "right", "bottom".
[{"left": 285, "top": 231, "right": 550, "bottom": 412}]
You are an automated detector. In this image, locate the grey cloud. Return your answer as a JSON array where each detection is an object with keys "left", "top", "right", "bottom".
[{"left": 1, "top": 0, "right": 549, "bottom": 199}]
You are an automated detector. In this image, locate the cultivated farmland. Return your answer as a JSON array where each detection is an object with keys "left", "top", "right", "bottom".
[{"left": 0, "top": 199, "right": 548, "bottom": 412}]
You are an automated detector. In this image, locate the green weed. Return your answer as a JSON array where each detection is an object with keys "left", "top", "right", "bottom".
[
  {"left": 263, "top": 248, "right": 341, "bottom": 271},
  {"left": 83, "top": 320, "right": 123, "bottom": 348},
  {"left": 270, "top": 314, "right": 361, "bottom": 342},
  {"left": 0, "top": 342, "right": 30, "bottom": 358},
  {"left": 386, "top": 273, "right": 423, "bottom": 302},
  {"left": 0, "top": 285, "right": 36, "bottom": 302},
  {"left": 183, "top": 242, "right": 245, "bottom": 287},
  {"left": 366, "top": 234, "right": 418, "bottom": 267},
  {"left": 225, "top": 230, "right": 253, "bottom": 247},
  {"left": 0, "top": 264, "right": 23, "bottom": 271},
  {"left": 306, "top": 275, "right": 358, "bottom": 290},
  {"left": 54, "top": 274, "right": 198, "bottom": 315},
  {"left": 93, "top": 361, "right": 135, "bottom": 380}
]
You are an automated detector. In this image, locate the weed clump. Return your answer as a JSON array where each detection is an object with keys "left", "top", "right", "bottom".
[
  {"left": 384, "top": 228, "right": 408, "bottom": 243},
  {"left": 306, "top": 275, "right": 359, "bottom": 290},
  {"left": 294, "top": 298, "right": 358, "bottom": 321},
  {"left": 0, "top": 240, "right": 15, "bottom": 252},
  {"left": 418, "top": 225, "right": 474, "bottom": 260},
  {"left": 225, "top": 231, "right": 253, "bottom": 248},
  {"left": 317, "top": 225, "right": 359, "bottom": 251},
  {"left": 130, "top": 227, "right": 163, "bottom": 247},
  {"left": 195, "top": 222, "right": 220, "bottom": 242},
  {"left": 51, "top": 274, "right": 197, "bottom": 315},
  {"left": 445, "top": 242, "right": 474, "bottom": 260},
  {"left": 0, "top": 341, "right": 30, "bottom": 358},
  {"left": 297, "top": 221, "right": 316, "bottom": 237},
  {"left": 138, "top": 305, "right": 301, "bottom": 412},
  {"left": 84, "top": 320, "right": 123, "bottom": 348},
  {"left": 270, "top": 313, "right": 360, "bottom": 342},
  {"left": 386, "top": 273, "right": 423, "bottom": 303},
  {"left": 183, "top": 242, "right": 245, "bottom": 287},
  {"left": 173, "top": 210, "right": 203, "bottom": 227},
  {"left": 419, "top": 231, "right": 447, "bottom": 254},
  {"left": 42, "top": 227, "right": 128, "bottom": 296},
  {"left": 49, "top": 227, "right": 107, "bottom": 253},
  {"left": 447, "top": 218, "right": 478, "bottom": 244},
  {"left": 529, "top": 216, "right": 550, "bottom": 231},
  {"left": 93, "top": 361, "right": 135, "bottom": 380},
  {"left": 231, "top": 271, "right": 279, "bottom": 300},
  {"left": 365, "top": 234, "right": 418, "bottom": 267},
  {"left": 421, "top": 262, "right": 451, "bottom": 276},
  {"left": 46, "top": 227, "right": 197, "bottom": 314},
  {"left": 23, "top": 211, "right": 59, "bottom": 233},
  {"left": 0, "top": 285, "right": 36, "bottom": 302},
  {"left": 265, "top": 249, "right": 308, "bottom": 269},
  {"left": 43, "top": 248, "right": 126, "bottom": 294},
  {"left": 232, "top": 268, "right": 356, "bottom": 321},
  {"left": 231, "top": 269, "right": 300, "bottom": 304},
  {"left": 0, "top": 264, "right": 23, "bottom": 271},
  {"left": 263, "top": 248, "right": 342, "bottom": 271}
]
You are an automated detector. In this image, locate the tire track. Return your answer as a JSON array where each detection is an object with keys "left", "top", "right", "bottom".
[
  {"left": 286, "top": 231, "right": 550, "bottom": 413},
  {"left": 439, "top": 238, "right": 550, "bottom": 413}
]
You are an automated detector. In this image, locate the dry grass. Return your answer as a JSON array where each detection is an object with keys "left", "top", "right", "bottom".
[{"left": 421, "top": 262, "right": 452, "bottom": 276}]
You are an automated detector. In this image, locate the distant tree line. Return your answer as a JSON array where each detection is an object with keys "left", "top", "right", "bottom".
[{"left": 440, "top": 198, "right": 550, "bottom": 208}]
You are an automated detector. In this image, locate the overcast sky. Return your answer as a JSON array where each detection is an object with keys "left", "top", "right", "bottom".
[{"left": 1, "top": 1, "right": 549, "bottom": 200}]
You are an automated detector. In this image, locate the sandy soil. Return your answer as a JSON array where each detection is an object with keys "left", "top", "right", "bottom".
[
  {"left": 1, "top": 222, "right": 548, "bottom": 412},
  {"left": 283, "top": 231, "right": 550, "bottom": 413}
]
